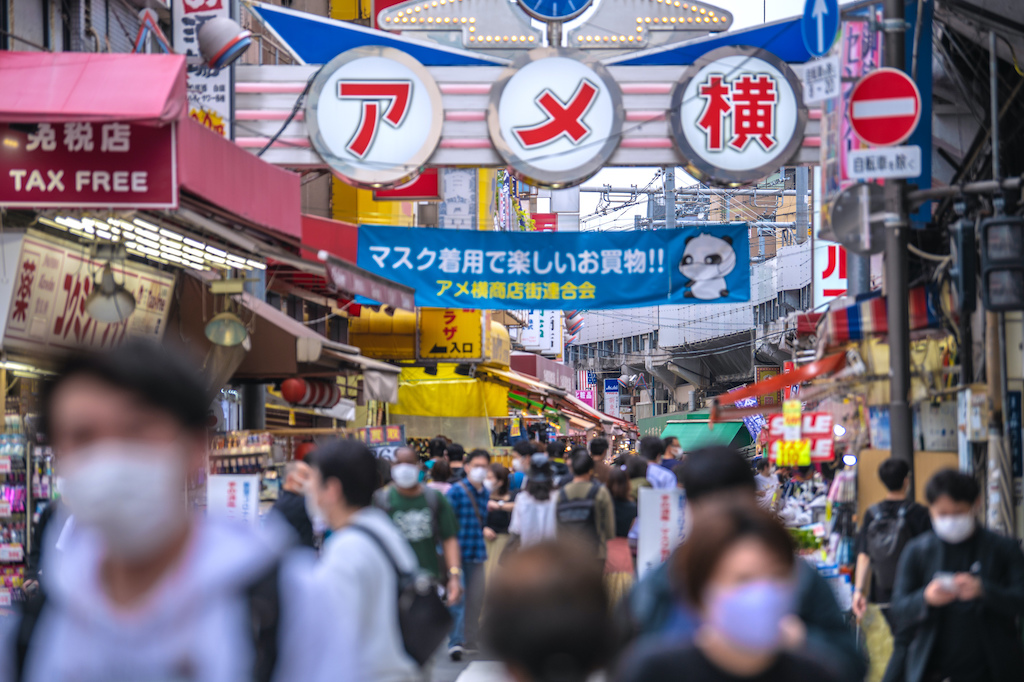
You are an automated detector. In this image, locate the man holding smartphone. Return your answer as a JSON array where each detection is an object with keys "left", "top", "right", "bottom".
[{"left": 886, "top": 469, "right": 1024, "bottom": 682}]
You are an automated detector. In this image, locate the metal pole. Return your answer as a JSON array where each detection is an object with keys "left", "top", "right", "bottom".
[
  {"left": 882, "top": 0, "right": 914, "bottom": 479},
  {"left": 795, "top": 166, "right": 808, "bottom": 244},
  {"left": 990, "top": 31, "right": 1001, "bottom": 181},
  {"left": 663, "top": 168, "right": 676, "bottom": 231}
]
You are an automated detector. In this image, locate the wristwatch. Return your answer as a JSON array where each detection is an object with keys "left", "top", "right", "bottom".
[
  {"left": 449, "top": 567, "right": 463, "bottom": 577},
  {"left": 498, "top": 500, "right": 506, "bottom": 508}
]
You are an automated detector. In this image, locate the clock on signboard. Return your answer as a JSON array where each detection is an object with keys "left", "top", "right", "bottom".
[{"left": 516, "top": 0, "right": 593, "bottom": 22}]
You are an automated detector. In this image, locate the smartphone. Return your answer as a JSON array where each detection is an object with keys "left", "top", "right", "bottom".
[{"left": 934, "top": 571, "right": 957, "bottom": 591}]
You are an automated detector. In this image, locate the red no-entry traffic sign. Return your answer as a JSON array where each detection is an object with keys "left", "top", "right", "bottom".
[{"left": 848, "top": 68, "right": 922, "bottom": 147}]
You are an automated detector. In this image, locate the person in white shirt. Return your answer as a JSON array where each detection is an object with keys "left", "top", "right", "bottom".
[
  {"left": 1, "top": 341, "right": 340, "bottom": 682},
  {"left": 508, "top": 458, "right": 558, "bottom": 548},
  {"left": 307, "top": 439, "right": 421, "bottom": 682},
  {"left": 754, "top": 458, "right": 781, "bottom": 512},
  {"left": 639, "top": 436, "right": 678, "bottom": 490}
]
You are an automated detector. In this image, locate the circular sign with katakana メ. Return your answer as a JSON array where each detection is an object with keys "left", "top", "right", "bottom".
[
  {"left": 487, "top": 49, "right": 623, "bottom": 189},
  {"left": 306, "top": 47, "right": 443, "bottom": 189},
  {"left": 670, "top": 46, "right": 808, "bottom": 187}
]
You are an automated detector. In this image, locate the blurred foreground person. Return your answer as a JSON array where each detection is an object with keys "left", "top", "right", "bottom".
[
  {"left": 3, "top": 341, "right": 338, "bottom": 682},
  {"left": 618, "top": 503, "right": 839, "bottom": 682},
  {"left": 627, "top": 446, "right": 864, "bottom": 682},
  {"left": 484, "top": 540, "right": 618, "bottom": 682},
  {"left": 272, "top": 459, "right": 315, "bottom": 548},
  {"left": 885, "top": 469, "right": 1024, "bottom": 682},
  {"left": 308, "top": 439, "right": 423, "bottom": 682}
]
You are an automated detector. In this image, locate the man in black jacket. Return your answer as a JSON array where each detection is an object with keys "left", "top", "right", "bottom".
[
  {"left": 887, "top": 469, "right": 1024, "bottom": 682},
  {"left": 271, "top": 460, "right": 315, "bottom": 548}
]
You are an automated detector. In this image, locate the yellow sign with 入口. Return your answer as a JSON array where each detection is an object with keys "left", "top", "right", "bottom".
[{"left": 417, "top": 308, "right": 484, "bottom": 361}]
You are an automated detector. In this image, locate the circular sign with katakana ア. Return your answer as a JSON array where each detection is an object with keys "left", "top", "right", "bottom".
[
  {"left": 306, "top": 47, "right": 444, "bottom": 189},
  {"left": 487, "top": 49, "right": 623, "bottom": 189},
  {"left": 669, "top": 46, "right": 808, "bottom": 187}
]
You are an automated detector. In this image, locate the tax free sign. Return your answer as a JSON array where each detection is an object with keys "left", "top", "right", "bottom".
[{"left": 357, "top": 224, "right": 750, "bottom": 310}]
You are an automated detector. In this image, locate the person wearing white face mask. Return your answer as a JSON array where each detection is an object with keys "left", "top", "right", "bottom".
[
  {"left": 884, "top": 469, "right": 1024, "bottom": 682},
  {"left": 372, "top": 446, "right": 462, "bottom": 606},
  {"left": 1, "top": 341, "right": 343, "bottom": 682},
  {"left": 618, "top": 502, "right": 839, "bottom": 682}
]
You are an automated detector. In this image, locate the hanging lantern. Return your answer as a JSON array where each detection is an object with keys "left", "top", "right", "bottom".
[{"left": 280, "top": 378, "right": 342, "bottom": 408}]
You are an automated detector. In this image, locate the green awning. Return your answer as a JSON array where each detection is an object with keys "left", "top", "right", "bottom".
[{"left": 661, "top": 421, "right": 751, "bottom": 453}]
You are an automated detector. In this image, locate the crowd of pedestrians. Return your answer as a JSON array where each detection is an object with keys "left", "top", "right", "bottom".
[{"left": 5, "top": 341, "right": 1024, "bottom": 682}]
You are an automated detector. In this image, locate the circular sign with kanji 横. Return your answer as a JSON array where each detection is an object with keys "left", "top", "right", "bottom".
[
  {"left": 847, "top": 68, "right": 922, "bottom": 147},
  {"left": 669, "top": 45, "right": 808, "bottom": 187},
  {"left": 487, "top": 49, "right": 623, "bottom": 189},
  {"left": 306, "top": 46, "right": 444, "bottom": 189}
]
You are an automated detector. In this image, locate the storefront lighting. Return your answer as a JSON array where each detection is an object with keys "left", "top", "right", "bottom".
[
  {"left": 2, "top": 136, "right": 18, "bottom": 149},
  {"left": 159, "top": 238, "right": 183, "bottom": 251},
  {"left": 833, "top": 424, "right": 846, "bottom": 438},
  {"left": 133, "top": 218, "right": 160, "bottom": 232},
  {"left": 184, "top": 237, "right": 205, "bottom": 249},
  {"left": 206, "top": 246, "right": 228, "bottom": 257},
  {"left": 205, "top": 311, "right": 248, "bottom": 347},
  {"left": 842, "top": 453, "right": 857, "bottom": 467},
  {"left": 246, "top": 260, "right": 266, "bottom": 270},
  {"left": 84, "top": 262, "right": 137, "bottom": 323},
  {"left": 159, "top": 229, "right": 183, "bottom": 241}
]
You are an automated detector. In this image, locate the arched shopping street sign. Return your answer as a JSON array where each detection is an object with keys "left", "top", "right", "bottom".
[
  {"left": 487, "top": 50, "right": 623, "bottom": 188},
  {"left": 306, "top": 47, "right": 444, "bottom": 188},
  {"left": 669, "top": 46, "right": 808, "bottom": 186}
]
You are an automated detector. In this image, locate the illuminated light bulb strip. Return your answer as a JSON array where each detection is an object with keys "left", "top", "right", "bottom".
[
  {"left": 35, "top": 214, "right": 267, "bottom": 273},
  {"left": 567, "top": 0, "right": 730, "bottom": 47},
  {"left": 378, "top": 0, "right": 540, "bottom": 49}
]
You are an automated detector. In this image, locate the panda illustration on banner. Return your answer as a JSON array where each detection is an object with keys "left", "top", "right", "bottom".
[{"left": 679, "top": 233, "right": 737, "bottom": 300}]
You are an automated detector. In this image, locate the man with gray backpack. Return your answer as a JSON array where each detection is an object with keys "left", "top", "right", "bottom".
[
  {"left": 853, "top": 458, "right": 932, "bottom": 624},
  {"left": 557, "top": 448, "right": 616, "bottom": 563}
]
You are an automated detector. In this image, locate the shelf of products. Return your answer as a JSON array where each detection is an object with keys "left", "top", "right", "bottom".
[{"left": 0, "top": 412, "right": 29, "bottom": 605}]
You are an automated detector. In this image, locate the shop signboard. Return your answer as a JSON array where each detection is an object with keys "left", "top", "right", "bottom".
[
  {"left": 767, "top": 411, "right": 834, "bottom": 465},
  {"left": 358, "top": 424, "right": 407, "bottom": 460},
  {"left": 306, "top": 47, "right": 444, "bottom": 188},
  {"left": 754, "top": 365, "right": 783, "bottom": 407},
  {"left": 575, "top": 389, "right": 595, "bottom": 408},
  {"left": 417, "top": 308, "right": 485, "bottom": 361},
  {"left": 604, "top": 378, "right": 620, "bottom": 419},
  {"left": 636, "top": 487, "right": 687, "bottom": 579},
  {"left": 173, "top": 0, "right": 233, "bottom": 138},
  {"left": 0, "top": 122, "right": 177, "bottom": 209},
  {"left": 487, "top": 50, "right": 623, "bottom": 188},
  {"left": 1, "top": 232, "right": 175, "bottom": 357},
  {"left": 511, "top": 351, "right": 574, "bottom": 392},
  {"left": 207, "top": 474, "right": 260, "bottom": 526},
  {"left": 669, "top": 46, "right": 808, "bottom": 187},
  {"left": 357, "top": 223, "right": 750, "bottom": 310},
  {"left": 520, "top": 310, "right": 541, "bottom": 349}
]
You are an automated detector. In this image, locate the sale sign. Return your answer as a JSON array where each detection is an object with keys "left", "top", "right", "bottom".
[
  {"left": 0, "top": 122, "right": 176, "bottom": 209},
  {"left": 767, "top": 412, "right": 835, "bottom": 465}
]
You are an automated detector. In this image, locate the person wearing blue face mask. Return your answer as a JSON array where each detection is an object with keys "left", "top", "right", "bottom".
[{"left": 617, "top": 503, "right": 840, "bottom": 682}]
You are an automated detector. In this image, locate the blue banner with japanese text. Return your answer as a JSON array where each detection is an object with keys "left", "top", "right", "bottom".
[{"left": 356, "top": 225, "right": 750, "bottom": 310}]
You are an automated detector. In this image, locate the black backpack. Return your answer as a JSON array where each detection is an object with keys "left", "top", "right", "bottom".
[
  {"left": 864, "top": 502, "right": 911, "bottom": 593},
  {"left": 348, "top": 524, "right": 453, "bottom": 666},
  {"left": 556, "top": 481, "right": 602, "bottom": 547}
]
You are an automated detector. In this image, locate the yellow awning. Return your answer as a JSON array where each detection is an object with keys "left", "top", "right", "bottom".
[{"left": 392, "top": 365, "right": 507, "bottom": 418}]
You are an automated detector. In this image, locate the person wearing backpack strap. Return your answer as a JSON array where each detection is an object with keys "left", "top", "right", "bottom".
[
  {"left": 3, "top": 342, "right": 340, "bottom": 682},
  {"left": 308, "top": 439, "right": 424, "bottom": 682},
  {"left": 373, "top": 446, "right": 463, "bottom": 605},
  {"left": 853, "top": 458, "right": 931, "bottom": 624},
  {"left": 558, "top": 449, "right": 616, "bottom": 563}
]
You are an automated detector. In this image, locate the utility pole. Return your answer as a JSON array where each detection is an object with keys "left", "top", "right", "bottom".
[
  {"left": 663, "top": 167, "right": 676, "bottom": 231},
  {"left": 795, "top": 166, "right": 808, "bottom": 244},
  {"left": 882, "top": 0, "right": 914, "bottom": 479}
]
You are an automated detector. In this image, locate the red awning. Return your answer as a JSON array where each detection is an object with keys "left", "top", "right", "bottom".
[
  {"left": 301, "top": 214, "right": 359, "bottom": 263},
  {"left": 177, "top": 118, "right": 301, "bottom": 238},
  {"left": 0, "top": 52, "right": 186, "bottom": 124}
]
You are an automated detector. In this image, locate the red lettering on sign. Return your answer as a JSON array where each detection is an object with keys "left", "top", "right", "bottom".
[
  {"left": 697, "top": 75, "right": 731, "bottom": 152},
  {"left": 337, "top": 81, "right": 413, "bottom": 158},
  {"left": 513, "top": 80, "right": 599, "bottom": 149}
]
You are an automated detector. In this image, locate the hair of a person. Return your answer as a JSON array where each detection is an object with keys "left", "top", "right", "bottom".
[
  {"left": 755, "top": 458, "right": 770, "bottom": 473},
  {"left": 639, "top": 435, "right": 666, "bottom": 462},
  {"left": 547, "top": 439, "right": 566, "bottom": 460},
  {"left": 41, "top": 340, "right": 208, "bottom": 438},
  {"left": 428, "top": 437, "right": 449, "bottom": 460},
  {"left": 533, "top": 441, "right": 549, "bottom": 454},
  {"left": 570, "top": 448, "right": 594, "bottom": 477},
  {"left": 490, "top": 462, "right": 510, "bottom": 497},
  {"left": 431, "top": 458, "right": 452, "bottom": 483},
  {"left": 513, "top": 440, "right": 535, "bottom": 458},
  {"left": 589, "top": 437, "right": 609, "bottom": 458},
  {"left": 310, "top": 439, "right": 379, "bottom": 509},
  {"left": 676, "top": 501, "right": 796, "bottom": 609},
  {"left": 447, "top": 443, "right": 466, "bottom": 462},
  {"left": 466, "top": 448, "right": 491, "bottom": 465},
  {"left": 606, "top": 467, "right": 631, "bottom": 502},
  {"left": 925, "top": 468, "right": 980, "bottom": 505},
  {"left": 527, "top": 460, "right": 554, "bottom": 502},
  {"left": 663, "top": 436, "right": 680, "bottom": 450},
  {"left": 483, "top": 540, "right": 615, "bottom": 682},
  {"left": 625, "top": 455, "right": 649, "bottom": 480},
  {"left": 878, "top": 458, "right": 911, "bottom": 492},
  {"left": 680, "top": 446, "right": 756, "bottom": 503}
]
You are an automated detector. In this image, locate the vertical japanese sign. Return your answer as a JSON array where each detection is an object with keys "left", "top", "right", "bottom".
[
  {"left": 207, "top": 474, "right": 261, "bottom": 525},
  {"left": 604, "top": 379, "right": 620, "bottom": 419},
  {"left": 173, "top": 0, "right": 233, "bottom": 138},
  {"left": 636, "top": 487, "right": 687, "bottom": 579},
  {"left": 2, "top": 231, "right": 175, "bottom": 356},
  {"left": 813, "top": 166, "right": 846, "bottom": 308}
]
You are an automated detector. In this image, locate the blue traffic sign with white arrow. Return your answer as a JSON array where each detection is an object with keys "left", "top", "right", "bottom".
[{"left": 802, "top": 0, "right": 839, "bottom": 58}]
